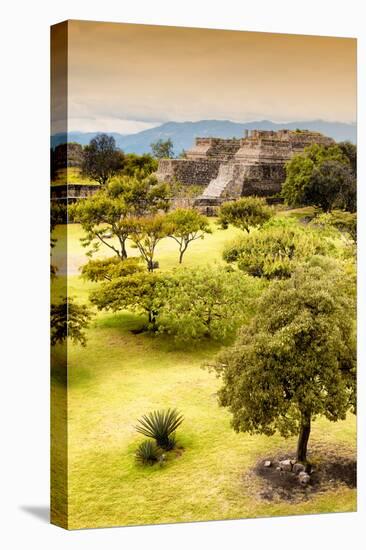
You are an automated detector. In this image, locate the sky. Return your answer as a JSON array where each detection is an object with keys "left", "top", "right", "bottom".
[{"left": 51, "top": 20, "right": 357, "bottom": 135}]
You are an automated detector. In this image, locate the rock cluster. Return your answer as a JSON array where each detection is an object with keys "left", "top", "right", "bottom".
[{"left": 263, "top": 458, "right": 312, "bottom": 486}]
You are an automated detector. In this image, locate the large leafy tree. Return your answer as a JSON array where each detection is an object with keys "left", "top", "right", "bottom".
[
  {"left": 282, "top": 143, "right": 356, "bottom": 211},
  {"left": 81, "top": 134, "right": 125, "bottom": 186},
  {"left": 155, "top": 266, "right": 261, "bottom": 342},
  {"left": 218, "top": 197, "right": 273, "bottom": 234},
  {"left": 165, "top": 208, "right": 212, "bottom": 263},
  {"left": 150, "top": 138, "right": 174, "bottom": 159},
  {"left": 51, "top": 297, "right": 93, "bottom": 347},
  {"left": 212, "top": 258, "right": 356, "bottom": 462}
]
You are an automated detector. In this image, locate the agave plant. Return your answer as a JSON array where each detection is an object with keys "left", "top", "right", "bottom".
[
  {"left": 135, "top": 440, "right": 160, "bottom": 465},
  {"left": 135, "top": 408, "right": 184, "bottom": 450}
]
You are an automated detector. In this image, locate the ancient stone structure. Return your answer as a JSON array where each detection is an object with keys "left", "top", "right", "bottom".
[{"left": 156, "top": 130, "right": 335, "bottom": 209}]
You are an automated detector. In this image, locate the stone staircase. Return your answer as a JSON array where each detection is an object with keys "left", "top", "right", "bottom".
[{"left": 195, "top": 163, "right": 235, "bottom": 206}]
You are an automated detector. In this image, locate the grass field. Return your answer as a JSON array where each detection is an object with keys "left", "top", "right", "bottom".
[{"left": 51, "top": 213, "right": 356, "bottom": 529}]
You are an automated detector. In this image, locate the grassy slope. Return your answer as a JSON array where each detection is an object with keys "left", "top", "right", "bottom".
[{"left": 51, "top": 214, "right": 356, "bottom": 529}]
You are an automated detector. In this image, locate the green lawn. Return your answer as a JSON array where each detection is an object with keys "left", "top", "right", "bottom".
[{"left": 51, "top": 213, "right": 356, "bottom": 529}]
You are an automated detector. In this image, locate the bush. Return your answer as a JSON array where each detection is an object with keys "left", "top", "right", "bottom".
[
  {"left": 223, "top": 220, "right": 334, "bottom": 280},
  {"left": 135, "top": 440, "right": 160, "bottom": 465},
  {"left": 135, "top": 409, "right": 184, "bottom": 450}
]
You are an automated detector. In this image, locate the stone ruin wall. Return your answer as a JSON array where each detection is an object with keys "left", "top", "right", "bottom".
[
  {"left": 156, "top": 158, "right": 221, "bottom": 186},
  {"left": 156, "top": 129, "right": 335, "bottom": 204}
]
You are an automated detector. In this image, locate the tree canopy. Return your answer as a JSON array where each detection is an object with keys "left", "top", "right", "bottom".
[
  {"left": 150, "top": 138, "right": 174, "bottom": 159},
  {"left": 223, "top": 219, "right": 333, "bottom": 279},
  {"left": 282, "top": 143, "right": 356, "bottom": 212},
  {"left": 165, "top": 208, "right": 212, "bottom": 263},
  {"left": 212, "top": 258, "right": 356, "bottom": 461},
  {"left": 218, "top": 197, "right": 273, "bottom": 233},
  {"left": 155, "top": 266, "right": 261, "bottom": 342},
  {"left": 51, "top": 297, "right": 93, "bottom": 347},
  {"left": 81, "top": 133, "right": 125, "bottom": 186}
]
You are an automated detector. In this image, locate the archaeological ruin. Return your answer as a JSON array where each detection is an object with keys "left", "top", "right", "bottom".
[{"left": 156, "top": 129, "right": 335, "bottom": 209}]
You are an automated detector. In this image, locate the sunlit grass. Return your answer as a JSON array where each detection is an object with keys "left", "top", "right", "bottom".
[{"left": 51, "top": 208, "right": 356, "bottom": 529}]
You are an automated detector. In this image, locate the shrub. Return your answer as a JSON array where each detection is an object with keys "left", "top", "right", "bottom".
[
  {"left": 135, "top": 409, "right": 184, "bottom": 450},
  {"left": 223, "top": 221, "right": 334, "bottom": 280},
  {"left": 135, "top": 440, "right": 160, "bottom": 465}
]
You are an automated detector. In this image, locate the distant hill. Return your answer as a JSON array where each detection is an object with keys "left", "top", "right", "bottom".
[{"left": 51, "top": 119, "right": 356, "bottom": 154}]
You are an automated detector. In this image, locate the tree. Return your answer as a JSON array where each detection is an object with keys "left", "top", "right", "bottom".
[
  {"left": 308, "top": 160, "right": 356, "bottom": 212},
  {"left": 120, "top": 153, "right": 158, "bottom": 179},
  {"left": 155, "top": 266, "right": 261, "bottom": 342},
  {"left": 81, "top": 134, "right": 125, "bottom": 186},
  {"left": 51, "top": 297, "right": 93, "bottom": 347},
  {"left": 130, "top": 214, "right": 169, "bottom": 271},
  {"left": 151, "top": 138, "right": 174, "bottom": 159},
  {"left": 218, "top": 197, "right": 273, "bottom": 233},
  {"left": 212, "top": 259, "right": 356, "bottom": 462},
  {"left": 70, "top": 189, "right": 133, "bottom": 259},
  {"left": 90, "top": 271, "right": 165, "bottom": 326},
  {"left": 165, "top": 208, "right": 212, "bottom": 263},
  {"left": 338, "top": 141, "right": 357, "bottom": 175},
  {"left": 70, "top": 175, "right": 171, "bottom": 261},
  {"left": 282, "top": 143, "right": 356, "bottom": 211},
  {"left": 108, "top": 174, "right": 171, "bottom": 216},
  {"left": 81, "top": 257, "right": 143, "bottom": 282},
  {"left": 223, "top": 219, "right": 333, "bottom": 279}
]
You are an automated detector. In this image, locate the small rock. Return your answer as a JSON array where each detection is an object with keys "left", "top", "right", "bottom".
[
  {"left": 298, "top": 472, "right": 311, "bottom": 485},
  {"left": 263, "top": 460, "right": 272, "bottom": 468},
  {"left": 293, "top": 463, "right": 306, "bottom": 474},
  {"left": 276, "top": 466, "right": 281, "bottom": 471},
  {"left": 279, "top": 459, "right": 293, "bottom": 472}
]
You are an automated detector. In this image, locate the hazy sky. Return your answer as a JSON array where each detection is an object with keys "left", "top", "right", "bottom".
[{"left": 52, "top": 20, "right": 356, "bottom": 134}]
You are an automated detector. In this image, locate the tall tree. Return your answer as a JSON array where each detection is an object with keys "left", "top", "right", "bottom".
[
  {"left": 218, "top": 197, "right": 273, "bottom": 234},
  {"left": 150, "top": 138, "right": 174, "bottom": 159},
  {"left": 81, "top": 134, "right": 125, "bottom": 186},
  {"left": 130, "top": 214, "right": 168, "bottom": 271},
  {"left": 165, "top": 208, "right": 212, "bottom": 263},
  {"left": 212, "top": 259, "right": 356, "bottom": 462}
]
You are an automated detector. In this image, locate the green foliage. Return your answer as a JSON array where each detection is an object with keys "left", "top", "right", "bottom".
[
  {"left": 218, "top": 197, "right": 273, "bottom": 233},
  {"left": 212, "top": 259, "right": 356, "bottom": 461},
  {"left": 155, "top": 266, "right": 261, "bottom": 342},
  {"left": 311, "top": 210, "right": 357, "bottom": 242},
  {"left": 282, "top": 143, "right": 356, "bottom": 211},
  {"left": 81, "top": 134, "right": 125, "bottom": 186},
  {"left": 89, "top": 271, "right": 164, "bottom": 326},
  {"left": 70, "top": 175, "right": 171, "bottom": 260},
  {"left": 223, "top": 219, "right": 333, "bottom": 279},
  {"left": 51, "top": 297, "right": 93, "bottom": 347},
  {"left": 135, "top": 440, "right": 160, "bottom": 465},
  {"left": 135, "top": 409, "right": 184, "bottom": 450},
  {"left": 121, "top": 153, "right": 158, "bottom": 179},
  {"left": 338, "top": 141, "right": 357, "bottom": 175},
  {"left": 130, "top": 214, "right": 169, "bottom": 271},
  {"left": 150, "top": 138, "right": 174, "bottom": 159},
  {"left": 81, "top": 257, "right": 143, "bottom": 282},
  {"left": 108, "top": 174, "right": 171, "bottom": 216},
  {"left": 165, "top": 208, "right": 212, "bottom": 263}
]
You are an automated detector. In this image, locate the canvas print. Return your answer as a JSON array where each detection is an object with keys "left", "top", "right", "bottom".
[{"left": 50, "top": 20, "right": 357, "bottom": 530}]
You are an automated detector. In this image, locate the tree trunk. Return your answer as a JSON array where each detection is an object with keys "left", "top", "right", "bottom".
[
  {"left": 179, "top": 250, "right": 184, "bottom": 264},
  {"left": 296, "top": 412, "right": 311, "bottom": 462},
  {"left": 121, "top": 239, "right": 128, "bottom": 260}
]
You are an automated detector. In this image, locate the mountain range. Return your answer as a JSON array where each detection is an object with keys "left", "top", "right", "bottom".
[{"left": 51, "top": 119, "right": 356, "bottom": 154}]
